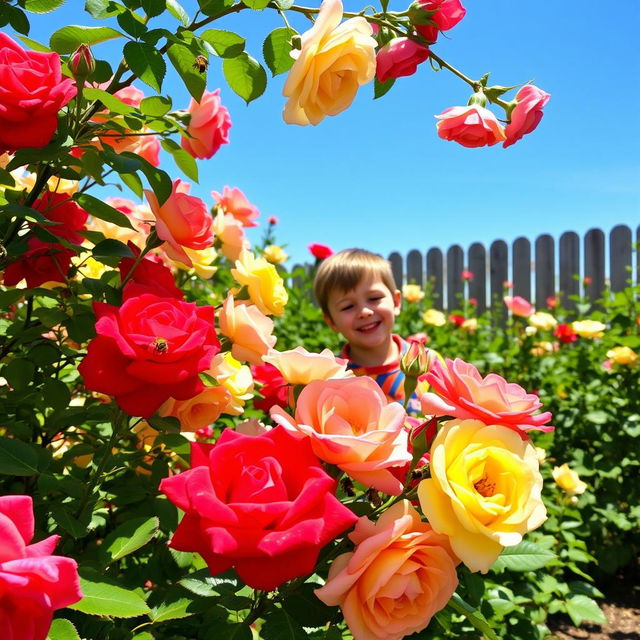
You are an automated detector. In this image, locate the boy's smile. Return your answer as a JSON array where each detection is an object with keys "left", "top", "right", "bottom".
[{"left": 324, "top": 276, "right": 401, "bottom": 366}]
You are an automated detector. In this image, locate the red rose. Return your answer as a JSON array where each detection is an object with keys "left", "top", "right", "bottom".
[
  {"left": 33, "top": 191, "right": 88, "bottom": 244},
  {"left": 78, "top": 293, "right": 220, "bottom": 417},
  {"left": 0, "top": 495, "right": 82, "bottom": 640},
  {"left": 0, "top": 33, "right": 76, "bottom": 152},
  {"left": 413, "top": 0, "right": 467, "bottom": 43},
  {"left": 251, "top": 362, "right": 289, "bottom": 412},
  {"left": 504, "top": 85, "right": 550, "bottom": 148},
  {"left": 160, "top": 427, "right": 357, "bottom": 591},
  {"left": 449, "top": 313, "right": 465, "bottom": 327},
  {"left": 554, "top": 323, "right": 578, "bottom": 344},
  {"left": 375, "top": 38, "right": 430, "bottom": 83},
  {"left": 308, "top": 243, "right": 334, "bottom": 260},
  {"left": 119, "top": 249, "right": 184, "bottom": 300},
  {"left": 436, "top": 104, "right": 506, "bottom": 148}
]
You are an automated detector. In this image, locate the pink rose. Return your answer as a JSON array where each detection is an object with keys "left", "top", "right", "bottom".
[
  {"left": 271, "top": 376, "right": 411, "bottom": 495},
  {"left": 133, "top": 132, "right": 161, "bottom": 166},
  {"left": 375, "top": 38, "right": 430, "bottom": 83},
  {"left": 0, "top": 495, "right": 82, "bottom": 640},
  {"left": 145, "top": 179, "right": 214, "bottom": 267},
  {"left": 316, "top": 500, "right": 458, "bottom": 640},
  {"left": 421, "top": 358, "right": 554, "bottom": 434},
  {"left": 436, "top": 104, "right": 506, "bottom": 148},
  {"left": 212, "top": 186, "right": 259, "bottom": 228},
  {"left": 181, "top": 89, "right": 231, "bottom": 159},
  {"left": 160, "top": 428, "right": 357, "bottom": 591},
  {"left": 212, "top": 210, "right": 250, "bottom": 261},
  {"left": 504, "top": 85, "right": 550, "bottom": 148},
  {"left": 0, "top": 33, "right": 76, "bottom": 152},
  {"left": 413, "top": 0, "right": 467, "bottom": 43},
  {"left": 504, "top": 295, "right": 533, "bottom": 317}
]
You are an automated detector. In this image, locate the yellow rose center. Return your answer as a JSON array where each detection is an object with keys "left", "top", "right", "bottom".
[{"left": 474, "top": 475, "right": 496, "bottom": 497}]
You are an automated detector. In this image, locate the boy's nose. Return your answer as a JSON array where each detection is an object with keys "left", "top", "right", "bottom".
[{"left": 358, "top": 306, "right": 373, "bottom": 318}]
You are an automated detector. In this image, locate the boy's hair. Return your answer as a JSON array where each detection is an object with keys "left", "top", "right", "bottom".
[{"left": 313, "top": 248, "right": 397, "bottom": 316}]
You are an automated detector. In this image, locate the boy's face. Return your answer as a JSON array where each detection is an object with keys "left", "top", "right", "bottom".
[{"left": 324, "top": 275, "right": 401, "bottom": 352}]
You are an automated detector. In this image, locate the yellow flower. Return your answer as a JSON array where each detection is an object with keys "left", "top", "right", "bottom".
[
  {"left": 422, "top": 308, "right": 446, "bottom": 327},
  {"left": 418, "top": 419, "right": 546, "bottom": 573},
  {"left": 210, "top": 352, "right": 254, "bottom": 415},
  {"left": 552, "top": 464, "right": 587, "bottom": 496},
  {"left": 263, "top": 346, "right": 352, "bottom": 385},
  {"left": 571, "top": 319, "right": 606, "bottom": 339},
  {"left": 71, "top": 255, "right": 112, "bottom": 280},
  {"left": 47, "top": 176, "right": 79, "bottom": 195},
  {"left": 263, "top": 244, "right": 288, "bottom": 265},
  {"left": 402, "top": 284, "right": 424, "bottom": 303},
  {"left": 172, "top": 246, "right": 218, "bottom": 279},
  {"left": 462, "top": 318, "right": 478, "bottom": 332},
  {"left": 231, "top": 250, "right": 288, "bottom": 316},
  {"left": 282, "top": 0, "right": 376, "bottom": 126},
  {"left": 530, "top": 341, "right": 556, "bottom": 356},
  {"left": 528, "top": 311, "right": 558, "bottom": 331},
  {"left": 606, "top": 346, "right": 638, "bottom": 366}
]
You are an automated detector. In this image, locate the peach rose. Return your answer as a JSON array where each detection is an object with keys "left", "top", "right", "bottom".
[
  {"left": 552, "top": 464, "right": 587, "bottom": 496},
  {"left": 262, "top": 346, "right": 351, "bottom": 385},
  {"left": 418, "top": 419, "right": 546, "bottom": 572},
  {"left": 212, "top": 210, "right": 250, "bottom": 262},
  {"left": 270, "top": 376, "right": 410, "bottom": 495},
  {"left": 504, "top": 295, "right": 533, "bottom": 317},
  {"left": 606, "top": 346, "right": 638, "bottom": 366},
  {"left": 181, "top": 89, "right": 231, "bottom": 160},
  {"left": 316, "top": 500, "right": 458, "bottom": 640},
  {"left": 159, "top": 385, "right": 232, "bottom": 431},
  {"left": 235, "top": 417, "right": 271, "bottom": 436},
  {"left": 402, "top": 283, "right": 424, "bottom": 303},
  {"left": 212, "top": 186, "right": 259, "bottom": 228},
  {"left": 436, "top": 104, "right": 506, "bottom": 148},
  {"left": 218, "top": 294, "right": 276, "bottom": 366},
  {"left": 231, "top": 250, "right": 288, "bottom": 316},
  {"left": 282, "top": 0, "right": 376, "bottom": 126},
  {"left": 145, "top": 179, "right": 214, "bottom": 267},
  {"left": 421, "top": 358, "right": 554, "bottom": 434}
]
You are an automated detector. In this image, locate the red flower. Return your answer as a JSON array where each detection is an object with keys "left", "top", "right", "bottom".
[
  {"left": 546, "top": 296, "right": 558, "bottom": 309},
  {"left": 251, "top": 363, "right": 289, "bottom": 413},
  {"left": 267, "top": 216, "right": 279, "bottom": 225},
  {"left": 375, "top": 38, "right": 430, "bottom": 83},
  {"left": 413, "top": 0, "right": 467, "bottom": 44},
  {"left": 0, "top": 33, "right": 76, "bottom": 152},
  {"left": 308, "top": 243, "right": 334, "bottom": 260},
  {"left": 449, "top": 313, "right": 465, "bottom": 327},
  {"left": 0, "top": 495, "right": 82, "bottom": 640},
  {"left": 78, "top": 293, "right": 220, "bottom": 417},
  {"left": 160, "top": 427, "right": 357, "bottom": 591},
  {"left": 503, "top": 85, "right": 550, "bottom": 148},
  {"left": 119, "top": 249, "right": 184, "bottom": 300},
  {"left": 554, "top": 323, "right": 578, "bottom": 344},
  {"left": 461, "top": 269, "right": 473, "bottom": 280}
]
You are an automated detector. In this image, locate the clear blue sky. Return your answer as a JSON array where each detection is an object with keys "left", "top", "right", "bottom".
[{"left": 20, "top": 1, "right": 640, "bottom": 266}]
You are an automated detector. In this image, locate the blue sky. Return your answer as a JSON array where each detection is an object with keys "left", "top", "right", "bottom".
[{"left": 21, "top": 0, "right": 640, "bottom": 266}]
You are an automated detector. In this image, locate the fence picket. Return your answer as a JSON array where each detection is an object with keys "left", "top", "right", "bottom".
[
  {"left": 512, "top": 237, "right": 531, "bottom": 301},
  {"left": 490, "top": 240, "right": 508, "bottom": 323},
  {"left": 584, "top": 228, "right": 605, "bottom": 304},
  {"left": 406, "top": 249, "right": 424, "bottom": 287},
  {"left": 610, "top": 225, "right": 632, "bottom": 292},
  {"left": 535, "top": 234, "right": 555, "bottom": 309},
  {"left": 447, "top": 245, "right": 464, "bottom": 311},
  {"left": 468, "top": 242, "right": 487, "bottom": 313},
  {"left": 389, "top": 251, "right": 403, "bottom": 290},
  {"left": 559, "top": 231, "right": 580, "bottom": 311},
  {"left": 426, "top": 248, "right": 444, "bottom": 309}
]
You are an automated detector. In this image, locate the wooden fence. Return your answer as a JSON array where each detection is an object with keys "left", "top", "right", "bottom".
[{"left": 388, "top": 224, "right": 639, "bottom": 315}]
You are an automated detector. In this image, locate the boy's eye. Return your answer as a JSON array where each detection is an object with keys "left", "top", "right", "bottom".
[
  {"left": 340, "top": 305, "right": 353, "bottom": 311},
  {"left": 369, "top": 296, "right": 383, "bottom": 302}
]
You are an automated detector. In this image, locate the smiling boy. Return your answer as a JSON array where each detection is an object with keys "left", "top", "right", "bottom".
[{"left": 313, "top": 248, "right": 419, "bottom": 409}]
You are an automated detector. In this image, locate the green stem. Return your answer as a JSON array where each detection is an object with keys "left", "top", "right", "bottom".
[{"left": 120, "top": 230, "right": 158, "bottom": 290}]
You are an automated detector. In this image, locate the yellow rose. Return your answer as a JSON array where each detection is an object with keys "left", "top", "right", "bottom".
[
  {"left": 402, "top": 283, "right": 424, "bottom": 303},
  {"left": 552, "top": 464, "right": 587, "bottom": 496},
  {"left": 231, "top": 250, "right": 288, "bottom": 316},
  {"left": 210, "top": 352, "right": 254, "bottom": 415},
  {"left": 606, "top": 346, "right": 638, "bottom": 366},
  {"left": 528, "top": 311, "right": 557, "bottom": 331},
  {"left": 418, "top": 419, "right": 546, "bottom": 573},
  {"left": 71, "top": 255, "right": 112, "bottom": 280},
  {"left": 263, "top": 245, "right": 288, "bottom": 265},
  {"left": 282, "top": 0, "right": 376, "bottom": 126},
  {"left": 462, "top": 317, "right": 478, "bottom": 332},
  {"left": 172, "top": 246, "right": 218, "bottom": 279},
  {"left": 422, "top": 308, "right": 446, "bottom": 327},
  {"left": 571, "top": 319, "right": 606, "bottom": 339},
  {"left": 530, "top": 341, "right": 557, "bottom": 356}
]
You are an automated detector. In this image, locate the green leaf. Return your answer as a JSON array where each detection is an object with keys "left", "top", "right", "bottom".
[
  {"left": 24, "top": 0, "right": 67, "bottom": 13},
  {"left": 140, "top": 95, "right": 172, "bottom": 116},
  {"left": 120, "top": 170, "right": 144, "bottom": 197},
  {"left": 492, "top": 541, "right": 556, "bottom": 572},
  {"left": 161, "top": 139, "right": 198, "bottom": 182},
  {"left": 74, "top": 192, "right": 136, "bottom": 229},
  {"left": 84, "top": 0, "right": 126, "bottom": 19},
  {"left": 82, "top": 88, "right": 135, "bottom": 115},
  {"left": 0, "top": 436, "right": 40, "bottom": 476},
  {"left": 201, "top": 28, "right": 245, "bottom": 58},
  {"left": 565, "top": 595, "right": 606, "bottom": 626},
  {"left": 166, "top": 0, "right": 190, "bottom": 25},
  {"left": 42, "top": 378, "right": 72, "bottom": 411},
  {"left": 103, "top": 149, "right": 142, "bottom": 173},
  {"left": 274, "top": 0, "right": 294, "bottom": 8},
  {"left": 150, "top": 589, "right": 197, "bottom": 622},
  {"left": 70, "top": 576, "right": 151, "bottom": 617},
  {"left": 5, "top": 5, "right": 30, "bottom": 34},
  {"left": 3, "top": 358, "right": 35, "bottom": 391},
  {"left": 50, "top": 504, "right": 91, "bottom": 538},
  {"left": 198, "top": 0, "right": 234, "bottom": 15},
  {"left": 243, "top": 0, "right": 270, "bottom": 8},
  {"left": 122, "top": 152, "right": 172, "bottom": 205},
  {"left": 168, "top": 42, "right": 206, "bottom": 102},
  {"left": 261, "top": 608, "right": 307, "bottom": 640},
  {"left": 47, "top": 618, "right": 81, "bottom": 640},
  {"left": 447, "top": 593, "right": 499, "bottom": 640},
  {"left": 263, "top": 27, "right": 295, "bottom": 76},
  {"left": 374, "top": 77, "right": 395, "bottom": 99},
  {"left": 281, "top": 583, "right": 334, "bottom": 627},
  {"left": 141, "top": 0, "right": 166, "bottom": 18},
  {"left": 15, "top": 35, "right": 51, "bottom": 52},
  {"left": 92, "top": 239, "right": 136, "bottom": 258},
  {"left": 124, "top": 41, "right": 166, "bottom": 92},
  {"left": 223, "top": 53, "right": 267, "bottom": 104},
  {"left": 117, "top": 10, "right": 148, "bottom": 39},
  {"left": 50, "top": 25, "right": 124, "bottom": 54},
  {"left": 102, "top": 516, "right": 160, "bottom": 563}
]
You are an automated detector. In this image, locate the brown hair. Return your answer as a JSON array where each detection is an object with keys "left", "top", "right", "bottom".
[{"left": 313, "top": 248, "right": 397, "bottom": 316}]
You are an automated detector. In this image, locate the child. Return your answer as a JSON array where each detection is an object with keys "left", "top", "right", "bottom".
[{"left": 313, "top": 248, "right": 422, "bottom": 412}]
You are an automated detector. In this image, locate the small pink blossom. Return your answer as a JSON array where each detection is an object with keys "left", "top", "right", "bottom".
[
  {"left": 504, "top": 85, "right": 550, "bottom": 148},
  {"left": 461, "top": 269, "right": 473, "bottom": 280},
  {"left": 436, "top": 105, "right": 506, "bottom": 148},
  {"left": 212, "top": 186, "right": 259, "bottom": 228},
  {"left": 181, "top": 89, "right": 231, "bottom": 159},
  {"left": 504, "top": 295, "right": 533, "bottom": 317},
  {"left": 375, "top": 38, "right": 430, "bottom": 83}
]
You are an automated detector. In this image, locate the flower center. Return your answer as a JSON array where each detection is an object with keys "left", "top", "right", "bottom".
[
  {"left": 151, "top": 337, "right": 169, "bottom": 354},
  {"left": 474, "top": 475, "right": 496, "bottom": 497}
]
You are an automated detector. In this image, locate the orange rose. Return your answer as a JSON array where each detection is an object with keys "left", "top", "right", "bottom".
[
  {"left": 270, "top": 376, "right": 410, "bottom": 495},
  {"left": 158, "top": 385, "right": 231, "bottom": 432},
  {"left": 315, "top": 500, "right": 459, "bottom": 640},
  {"left": 212, "top": 210, "right": 250, "bottom": 262},
  {"left": 262, "top": 346, "right": 351, "bottom": 385}
]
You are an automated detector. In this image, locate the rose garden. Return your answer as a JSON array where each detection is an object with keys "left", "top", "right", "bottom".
[{"left": 0, "top": 1, "right": 638, "bottom": 639}]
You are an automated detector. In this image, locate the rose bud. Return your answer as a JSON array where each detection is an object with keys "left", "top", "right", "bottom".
[
  {"left": 401, "top": 339, "right": 430, "bottom": 378},
  {"left": 69, "top": 44, "right": 95, "bottom": 82}
]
